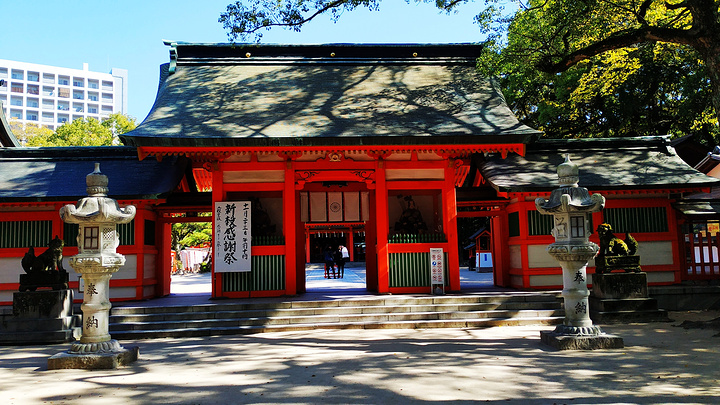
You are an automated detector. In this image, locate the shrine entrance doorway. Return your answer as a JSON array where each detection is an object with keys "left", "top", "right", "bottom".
[{"left": 294, "top": 182, "right": 376, "bottom": 294}]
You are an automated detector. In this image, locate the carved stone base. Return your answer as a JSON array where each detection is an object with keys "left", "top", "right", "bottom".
[
  {"left": 541, "top": 330, "right": 624, "bottom": 350},
  {"left": 48, "top": 343, "right": 138, "bottom": 370},
  {"left": 590, "top": 272, "right": 670, "bottom": 324}
]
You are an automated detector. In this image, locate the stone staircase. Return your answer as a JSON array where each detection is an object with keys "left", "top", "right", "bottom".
[{"left": 108, "top": 293, "right": 564, "bottom": 340}]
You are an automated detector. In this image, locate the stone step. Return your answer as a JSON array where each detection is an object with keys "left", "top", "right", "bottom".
[
  {"left": 110, "top": 293, "right": 560, "bottom": 315},
  {"left": 109, "top": 316, "right": 564, "bottom": 340},
  {"left": 590, "top": 309, "right": 670, "bottom": 324},
  {"left": 106, "top": 293, "right": 564, "bottom": 339},
  {"left": 110, "top": 308, "right": 564, "bottom": 332},
  {"left": 109, "top": 301, "right": 561, "bottom": 323},
  {"left": 589, "top": 297, "right": 661, "bottom": 313},
  {"left": 0, "top": 328, "right": 81, "bottom": 345}
]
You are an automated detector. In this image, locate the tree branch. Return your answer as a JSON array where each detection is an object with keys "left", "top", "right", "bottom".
[{"left": 536, "top": 26, "right": 698, "bottom": 73}]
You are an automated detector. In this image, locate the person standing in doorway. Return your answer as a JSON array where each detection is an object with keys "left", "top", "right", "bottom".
[
  {"left": 337, "top": 245, "right": 349, "bottom": 278},
  {"left": 324, "top": 246, "right": 336, "bottom": 279}
]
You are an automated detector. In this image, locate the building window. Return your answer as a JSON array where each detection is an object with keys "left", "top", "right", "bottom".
[
  {"left": 27, "top": 84, "right": 39, "bottom": 95},
  {"left": 72, "top": 90, "right": 84, "bottom": 100},
  {"left": 11, "top": 70, "right": 23, "bottom": 80},
  {"left": 57, "top": 114, "right": 69, "bottom": 123},
  {"left": 101, "top": 105, "right": 113, "bottom": 113},
  {"left": 27, "top": 71, "right": 39, "bottom": 82},
  {"left": 73, "top": 77, "right": 84, "bottom": 87},
  {"left": 101, "top": 93, "right": 113, "bottom": 102},
  {"left": 0, "top": 68, "right": 8, "bottom": 79},
  {"left": 603, "top": 207, "right": 668, "bottom": 233},
  {"left": 87, "top": 92, "right": 98, "bottom": 101},
  {"left": 570, "top": 216, "right": 585, "bottom": 238},
  {"left": 10, "top": 109, "right": 22, "bottom": 119},
  {"left": 87, "top": 104, "right": 98, "bottom": 114},
  {"left": 58, "top": 88, "right": 70, "bottom": 98},
  {"left": 43, "top": 73, "right": 55, "bottom": 84},
  {"left": 101, "top": 80, "right": 113, "bottom": 91},
  {"left": 88, "top": 79, "right": 99, "bottom": 89},
  {"left": 84, "top": 226, "right": 99, "bottom": 250},
  {"left": 58, "top": 75, "right": 70, "bottom": 86},
  {"left": 26, "top": 98, "right": 39, "bottom": 108},
  {"left": 42, "top": 86, "right": 55, "bottom": 96},
  {"left": 42, "top": 99, "right": 54, "bottom": 110},
  {"left": 10, "top": 96, "right": 22, "bottom": 106},
  {"left": 73, "top": 103, "right": 84, "bottom": 112},
  {"left": 26, "top": 111, "right": 39, "bottom": 121},
  {"left": 527, "top": 210, "right": 554, "bottom": 236},
  {"left": 42, "top": 112, "right": 53, "bottom": 123},
  {"left": 57, "top": 101, "right": 69, "bottom": 111},
  {"left": 11, "top": 83, "right": 23, "bottom": 93}
]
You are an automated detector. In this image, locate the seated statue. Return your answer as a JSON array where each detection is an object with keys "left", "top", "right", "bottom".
[
  {"left": 19, "top": 236, "right": 68, "bottom": 291},
  {"left": 394, "top": 197, "right": 428, "bottom": 234},
  {"left": 595, "top": 223, "right": 641, "bottom": 274}
]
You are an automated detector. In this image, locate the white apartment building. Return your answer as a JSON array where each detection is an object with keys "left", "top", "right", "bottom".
[{"left": 0, "top": 59, "right": 127, "bottom": 131}]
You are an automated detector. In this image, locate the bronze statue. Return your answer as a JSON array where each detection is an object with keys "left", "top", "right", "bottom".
[
  {"left": 19, "top": 236, "right": 68, "bottom": 291},
  {"left": 595, "top": 223, "right": 641, "bottom": 274}
]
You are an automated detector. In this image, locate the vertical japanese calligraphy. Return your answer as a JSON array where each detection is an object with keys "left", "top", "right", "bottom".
[{"left": 214, "top": 201, "right": 252, "bottom": 272}]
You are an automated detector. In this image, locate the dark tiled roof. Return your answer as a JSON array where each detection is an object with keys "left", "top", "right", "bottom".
[
  {"left": 121, "top": 43, "right": 539, "bottom": 148},
  {"left": 478, "top": 136, "right": 720, "bottom": 193},
  {"left": 0, "top": 146, "right": 187, "bottom": 202}
]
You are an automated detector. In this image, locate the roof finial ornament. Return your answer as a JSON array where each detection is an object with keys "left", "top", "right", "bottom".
[{"left": 557, "top": 153, "right": 579, "bottom": 187}]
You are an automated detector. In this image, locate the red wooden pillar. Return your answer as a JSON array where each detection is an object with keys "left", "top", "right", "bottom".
[
  {"left": 348, "top": 230, "right": 355, "bottom": 262},
  {"left": 211, "top": 164, "right": 224, "bottom": 298},
  {"left": 492, "top": 212, "right": 509, "bottom": 287},
  {"left": 305, "top": 228, "right": 311, "bottom": 264},
  {"left": 284, "top": 161, "right": 297, "bottom": 295},
  {"left": 134, "top": 208, "right": 145, "bottom": 300},
  {"left": 444, "top": 162, "right": 460, "bottom": 291},
  {"left": 375, "top": 159, "right": 389, "bottom": 293},
  {"left": 156, "top": 220, "right": 172, "bottom": 297}
]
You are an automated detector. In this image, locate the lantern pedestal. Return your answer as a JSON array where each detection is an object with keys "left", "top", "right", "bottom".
[
  {"left": 48, "top": 163, "right": 138, "bottom": 370},
  {"left": 535, "top": 155, "right": 624, "bottom": 350}
]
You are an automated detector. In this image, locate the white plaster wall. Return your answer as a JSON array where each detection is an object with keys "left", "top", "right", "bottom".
[
  {"left": 527, "top": 245, "right": 555, "bottom": 268},
  {"left": 0, "top": 257, "right": 21, "bottom": 283},
  {"left": 509, "top": 245, "right": 522, "bottom": 269},
  {"left": 0, "top": 290, "right": 13, "bottom": 303},
  {"left": 638, "top": 241, "right": 674, "bottom": 265},
  {"left": 647, "top": 271, "right": 676, "bottom": 284},
  {"left": 109, "top": 286, "right": 137, "bottom": 300},
  {"left": 143, "top": 254, "right": 156, "bottom": 279},
  {"left": 114, "top": 255, "right": 137, "bottom": 280},
  {"left": 529, "top": 274, "right": 563, "bottom": 287}
]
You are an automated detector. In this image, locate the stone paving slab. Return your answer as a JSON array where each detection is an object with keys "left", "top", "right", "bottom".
[{"left": 1, "top": 310, "right": 718, "bottom": 404}]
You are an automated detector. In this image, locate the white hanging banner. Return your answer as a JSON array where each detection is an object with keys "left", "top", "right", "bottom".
[{"left": 214, "top": 201, "right": 252, "bottom": 273}]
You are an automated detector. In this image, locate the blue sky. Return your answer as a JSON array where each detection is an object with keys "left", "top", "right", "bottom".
[{"left": 1, "top": 1, "right": 487, "bottom": 121}]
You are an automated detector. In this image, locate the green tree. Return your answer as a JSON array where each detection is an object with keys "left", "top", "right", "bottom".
[
  {"left": 25, "top": 113, "right": 137, "bottom": 147},
  {"left": 220, "top": 0, "right": 720, "bottom": 143},
  {"left": 8, "top": 119, "right": 54, "bottom": 146}
]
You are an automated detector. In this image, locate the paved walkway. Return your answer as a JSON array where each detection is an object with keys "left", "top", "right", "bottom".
[
  {"left": 1, "top": 310, "right": 719, "bottom": 404},
  {"left": 3, "top": 266, "right": 719, "bottom": 404}
]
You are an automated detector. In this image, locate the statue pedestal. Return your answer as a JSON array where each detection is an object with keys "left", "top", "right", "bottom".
[
  {"left": 0, "top": 290, "right": 80, "bottom": 344},
  {"left": 590, "top": 272, "right": 669, "bottom": 324}
]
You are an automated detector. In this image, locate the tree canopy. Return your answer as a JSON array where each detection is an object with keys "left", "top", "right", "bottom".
[
  {"left": 24, "top": 113, "right": 137, "bottom": 147},
  {"left": 220, "top": 0, "right": 720, "bottom": 143}
]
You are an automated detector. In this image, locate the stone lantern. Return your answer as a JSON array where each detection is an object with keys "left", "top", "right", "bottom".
[
  {"left": 48, "top": 163, "right": 138, "bottom": 369},
  {"left": 535, "top": 155, "right": 623, "bottom": 350}
]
